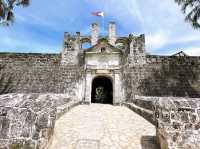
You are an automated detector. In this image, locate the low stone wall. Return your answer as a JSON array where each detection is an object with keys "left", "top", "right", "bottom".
[
  {"left": 125, "top": 96, "right": 200, "bottom": 149},
  {"left": 123, "top": 102, "right": 156, "bottom": 125},
  {"left": 123, "top": 96, "right": 161, "bottom": 125},
  {"left": 0, "top": 93, "right": 81, "bottom": 149},
  {"left": 154, "top": 98, "right": 200, "bottom": 149}
]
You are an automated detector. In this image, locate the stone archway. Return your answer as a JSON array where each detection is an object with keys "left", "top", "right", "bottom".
[{"left": 91, "top": 76, "right": 113, "bottom": 104}]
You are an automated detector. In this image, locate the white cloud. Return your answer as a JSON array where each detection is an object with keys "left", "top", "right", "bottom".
[
  {"left": 0, "top": 0, "right": 199, "bottom": 54},
  {"left": 137, "top": 0, "right": 200, "bottom": 55},
  {"left": 85, "top": 0, "right": 200, "bottom": 55},
  {"left": 153, "top": 46, "right": 200, "bottom": 56},
  {"left": 145, "top": 31, "right": 200, "bottom": 54},
  {"left": 183, "top": 47, "right": 200, "bottom": 56},
  {"left": 84, "top": 0, "right": 143, "bottom": 28},
  {"left": 146, "top": 32, "right": 169, "bottom": 50},
  {"left": 174, "top": 34, "right": 200, "bottom": 44}
]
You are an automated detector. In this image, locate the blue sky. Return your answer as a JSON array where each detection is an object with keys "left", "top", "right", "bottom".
[{"left": 0, "top": 0, "right": 199, "bottom": 55}]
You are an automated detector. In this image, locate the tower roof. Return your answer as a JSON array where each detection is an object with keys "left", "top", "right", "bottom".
[{"left": 172, "top": 51, "right": 188, "bottom": 57}]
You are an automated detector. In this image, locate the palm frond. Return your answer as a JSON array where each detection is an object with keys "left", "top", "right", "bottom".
[
  {"left": 185, "top": 5, "right": 200, "bottom": 28},
  {"left": 175, "top": 0, "right": 200, "bottom": 29},
  {"left": 16, "top": 0, "right": 29, "bottom": 7},
  {"left": 0, "top": 0, "right": 29, "bottom": 25},
  {"left": 0, "top": 2, "right": 6, "bottom": 18},
  {"left": 20, "top": 0, "right": 29, "bottom": 6},
  {"left": 6, "top": 10, "right": 14, "bottom": 22}
]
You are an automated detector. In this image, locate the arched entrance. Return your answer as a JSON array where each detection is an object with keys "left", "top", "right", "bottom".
[{"left": 91, "top": 76, "right": 113, "bottom": 104}]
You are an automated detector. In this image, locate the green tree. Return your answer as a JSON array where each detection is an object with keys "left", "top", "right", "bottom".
[
  {"left": 175, "top": 0, "right": 200, "bottom": 29},
  {"left": 0, "top": 0, "right": 29, "bottom": 25}
]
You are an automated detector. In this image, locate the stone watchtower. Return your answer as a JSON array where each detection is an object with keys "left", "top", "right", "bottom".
[
  {"left": 61, "top": 32, "right": 81, "bottom": 65},
  {"left": 128, "top": 34, "right": 146, "bottom": 65},
  {"left": 61, "top": 22, "right": 146, "bottom": 104}
]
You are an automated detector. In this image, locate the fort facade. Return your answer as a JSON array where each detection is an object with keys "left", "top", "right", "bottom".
[{"left": 0, "top": 22, "right": 200, "bottom": 149}]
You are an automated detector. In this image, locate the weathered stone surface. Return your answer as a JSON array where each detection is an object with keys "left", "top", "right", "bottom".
[
  {"left": 0, "top": 93, "right": 81, "bottom": 149},
  {"left": 0, "top": 22, "right": 200, "bottom": 149},
  {"left": 1, "top": 23, "right": 200, "bottom": 100},
  {"left": 153, "top": 98, "right": 200, "bottom": 149},
  {"left": 124, "top": 96, "right": 200, "bottom": 149},
  {"left": 0, "top": 54, "right": 82, "bottom": 96},
  {"left": 123, "top": 102, "right": 156, "bottom": 125},
  {"left": 49, "top": 104, "right": 158, "bottom": 149},
  {"left": 123, "top": 55, "right": 200, "bottom": 99}
]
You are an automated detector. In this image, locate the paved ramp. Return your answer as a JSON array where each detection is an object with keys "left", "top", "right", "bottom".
[{"left": 49, "top": 104, "right": 158, "bottom": 149}]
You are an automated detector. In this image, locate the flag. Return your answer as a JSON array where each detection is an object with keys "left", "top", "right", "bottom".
[{"left": 91, "top": 11, "right": 104, "bottom": 17}]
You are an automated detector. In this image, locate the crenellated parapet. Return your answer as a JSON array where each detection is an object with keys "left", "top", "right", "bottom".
[{"left": 61, "top": 22, "right": 146, "bottom": 66}]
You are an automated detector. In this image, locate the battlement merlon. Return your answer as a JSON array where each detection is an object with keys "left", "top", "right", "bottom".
[
  {"left": 91, "top": 23, "right": 99, "bottom": 46},
  {"left": 62, "top": 22, "right": 146, "bottom": 57},
  {"left": 129, "top": 34, "right": 145, "bottom": 56},
  {"left": 108, "top": 22, "right": 116, "bottom": 46}
]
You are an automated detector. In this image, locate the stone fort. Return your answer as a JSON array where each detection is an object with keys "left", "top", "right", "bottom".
[{"left": 0, "top": 22, "right": 200, "bottom": 149}]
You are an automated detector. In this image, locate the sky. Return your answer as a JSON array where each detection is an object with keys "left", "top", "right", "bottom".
[{"left": 0, "top": 0, "right": 199, "bottom": 55}]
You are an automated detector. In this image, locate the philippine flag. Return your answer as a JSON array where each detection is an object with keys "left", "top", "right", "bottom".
[{"left": 91, "top": 11, "right": 104, "bottom": 17}]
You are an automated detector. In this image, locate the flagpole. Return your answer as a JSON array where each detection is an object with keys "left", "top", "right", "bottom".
[{"left": 91, "top": 11, "right": 105, "bottom": 36}]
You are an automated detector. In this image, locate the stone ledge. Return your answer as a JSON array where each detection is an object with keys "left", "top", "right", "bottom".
[
  {"left": 124, "top": 96, "right": 200, "bottom": 149},
  {"left": 122, "top": 102, "right": 156, "bottom": 125},
  {"left": 56, "top": 101, "right": 82, "bottom": 120}
]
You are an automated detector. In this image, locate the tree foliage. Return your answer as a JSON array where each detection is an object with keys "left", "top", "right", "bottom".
[
  {"left": 0, "top": 0, "right": 29, "bottom": 25},
  {"left": 175, "top": 0, "right": 200, "bottom": 29}
]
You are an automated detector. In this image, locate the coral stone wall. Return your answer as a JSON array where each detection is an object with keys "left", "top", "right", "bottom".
[
  {"left": 0, "top": 53, "right": 82, "bottom": 96},
  {"left": 0, "top": 94, "right": 56, "bottom": 149},
  {"left": 1, "top": 53, "right": 200, "bottom": 99},
  {"left": 154, "top": 97, "right": 200, "bottom": 149},
  {"left": 123, "top": 55, "right": 200, "bottom": 100},
  {"left": 124, "top": 96, "right": 200, "bottom": 149},
  {"left": 0, "top": 93, "right": 82, "bottom": 149}
]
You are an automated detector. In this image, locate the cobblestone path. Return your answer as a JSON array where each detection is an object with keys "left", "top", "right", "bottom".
[{"left": 49, "top": 104, "right": 159, "bottom": 149}]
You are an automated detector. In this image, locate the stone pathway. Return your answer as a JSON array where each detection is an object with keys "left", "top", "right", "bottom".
[{"left": 49, "top": 104, "right": 159, "bottom": 149}]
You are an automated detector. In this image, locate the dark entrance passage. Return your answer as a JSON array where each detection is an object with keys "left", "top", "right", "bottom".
[{"left": 91, "top": 76, "right": 113, "bottom": 104}]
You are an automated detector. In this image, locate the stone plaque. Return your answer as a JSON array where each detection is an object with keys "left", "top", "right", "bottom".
[{"left": 96, "top": 69, "right": 110, "bottom": 74}]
